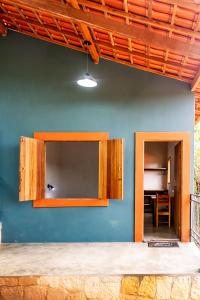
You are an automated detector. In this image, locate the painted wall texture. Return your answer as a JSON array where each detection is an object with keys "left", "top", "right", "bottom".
[{"left": 0, "top": 32, "right": 194, "bottom": 242}]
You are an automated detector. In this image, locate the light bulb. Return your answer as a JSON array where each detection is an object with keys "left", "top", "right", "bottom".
[{"left": 77, "top": 73, "right": 97, "bottom": 88}]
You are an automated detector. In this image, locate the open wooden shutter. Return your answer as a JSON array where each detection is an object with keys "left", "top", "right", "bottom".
[
  {"left": 107, "top": 139, "right": 124, "bottom": 200},
  {"left": 19, "top": 136, "right": 45, "bottom": 201},
  {"left": 98, "top": 140, "right": 107, "bottom": 199}
]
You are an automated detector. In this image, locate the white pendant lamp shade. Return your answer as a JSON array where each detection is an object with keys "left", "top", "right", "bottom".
[
  {"left": 77, "top": 50, "right": 98, "bottom": 88},
  {"left": 77, "top": 72, "right": 97, "bottom": 88}
]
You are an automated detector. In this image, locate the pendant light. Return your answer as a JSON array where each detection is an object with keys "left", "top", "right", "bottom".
[{"left": 77, "top": 42, "right": 97, "bottom": 88}]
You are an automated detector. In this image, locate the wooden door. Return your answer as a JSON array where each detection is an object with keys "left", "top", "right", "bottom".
[{"left": 174, "top": 142, "right": 182, "bottom": 237}]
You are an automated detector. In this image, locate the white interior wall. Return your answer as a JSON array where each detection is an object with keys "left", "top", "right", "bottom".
[
  {"left": 144, "top": 142, "right": 168, "bottom": 191},
  {"left": 144, "top": 141, "right": 179, "bottom": 192},
  {"left": 144, "top": 142, "right": 168, "bottom": 169},
  {"left": 45, "top": 141, "right": 99, "bottom": 198}
]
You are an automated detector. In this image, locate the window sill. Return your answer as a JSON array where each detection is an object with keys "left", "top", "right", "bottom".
[{"left": 33, "top": 199, "right": 109, "bottom": 207}]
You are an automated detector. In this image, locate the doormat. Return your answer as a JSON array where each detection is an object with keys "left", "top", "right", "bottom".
[{"left": 148, "top": 241, "right": 179, "bottom": 248}]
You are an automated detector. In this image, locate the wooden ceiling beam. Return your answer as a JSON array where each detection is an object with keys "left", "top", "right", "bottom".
[
  {"left": 2, "top": 20, "right": 193, "bottom": 86},
  {"left": 191, "top": 69, "right": 200, "bottom": 91},
  {"left": 10, "top": 25, "right": 86, "bottom": 54},
  {"left": 10, "top": 21, "right": 192, "bottom": 85},
  {"left": 0, "top": 20, "right": 7, "bottom": 36},
  {"left": 77, "top": 0, "right": 200, "bottom": 40},
  {"left": 0, "top": 12, "right": 80, "bottom": 40},
  {"left": 192, "top": 12, "right": 200, "bottom": 90},
  {"left": 96, "top": 40, "right": 196, "bottom": 73},
  {"left": 101, "top": 53, "right": 192, "bottom": 84},
  {"left": 68, "top": 0, "right": 99, "bottom": 64},
  {"left": 1, "top": 11, "right": 197, "bottom": 76},
  {"left": 3, "top": 0, "right": 200, "bottom": 59},
  {"left": 161, "top": 0, "right": 200, "bottom": 11}
]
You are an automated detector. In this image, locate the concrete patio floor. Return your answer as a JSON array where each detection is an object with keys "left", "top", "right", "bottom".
[{"left": 0, "top": 242, "right": 199, "bottom": 276}]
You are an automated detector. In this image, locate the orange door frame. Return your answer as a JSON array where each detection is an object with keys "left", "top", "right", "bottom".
[{"left": 135, "top": 132, "right": 191, "bottom": 242}]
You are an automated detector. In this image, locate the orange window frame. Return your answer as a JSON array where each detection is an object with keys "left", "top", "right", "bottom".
[
  {"left": 135, "top": 132, "right": 191, "bottom": 243},
  {"left": 33, "top": 132, "right": 109, "bottom": 208}
]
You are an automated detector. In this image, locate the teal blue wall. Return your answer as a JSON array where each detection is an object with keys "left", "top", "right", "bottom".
[{"left": 0, "top": 32, "right": 194, "bottom": 242}]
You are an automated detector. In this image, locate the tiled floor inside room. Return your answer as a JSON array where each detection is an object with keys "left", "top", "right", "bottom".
[{"left": 144, "top": 213, "right": 178, "bottom": 241}]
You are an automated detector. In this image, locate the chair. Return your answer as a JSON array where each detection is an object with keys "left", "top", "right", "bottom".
[{"left": 155, "top": 194, "right": 171, "bottom": 228}]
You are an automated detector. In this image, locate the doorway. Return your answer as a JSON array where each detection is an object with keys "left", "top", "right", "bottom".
[
  {"left": 135, "top": 132, "right": 191, "bottom": 242},
  {"left": 144, "top": 141, "right": 180, "bottom": 241}
]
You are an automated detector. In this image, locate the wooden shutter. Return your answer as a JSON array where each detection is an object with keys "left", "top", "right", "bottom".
[
  {"left": 107, "top": 139, "right": 124, "bottom": 200},
  {"left": 19, "top": 136, "right": 45, "bottom": 201},
  {"left": 98, "top": 140, "right": 107, "bottom": 199}
]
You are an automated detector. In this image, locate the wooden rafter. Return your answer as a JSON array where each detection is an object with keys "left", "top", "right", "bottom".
[
  {"left": 68, "top": 0, "right": 99, "bottom": 64},
  {"left": 96, "top": 41, "right": 196, "bottom": 75},
  {"left": 191, "top": 19, "right": 200, "bottom": 89},
  {"left": 163, "top": 0, "right": 200, "bottom": 10},
  {"left": 0, "top": 0, "right": 197, "bottom": 82},
  {"left": 191, "top": 69, "right": 200, "bottom": 91},
  {"left": 0, "top": 1, "right": 198, "bottom": 77},
  {"left": 101, "top": 53, "right": 192, "bottom": 84},
  {"left": 2, "top": 6, "right": 195, "bottom": 76},
  {"left": 12, "top": 27, "right": 86, "bottom": 54},
  {"left": 0, "top": 20, "right": 7, "bottom": 35},
  {"left": 0, "top": 12, "right": 79, "bottom": 40},
  {"left": 77, "top": 0, "right": 200, "bottom": 40},
  {"left": 4, "top": 17, "right": 194, "bottom": 84},
  {"left": 195, "top": 93, "right": 200, "bottom": 123},
  {"left": 1, "top": 0, "right": 200, "bottom": 121},
  {"left": 2, "top": 0, "right": 200, "bottom": 59}
]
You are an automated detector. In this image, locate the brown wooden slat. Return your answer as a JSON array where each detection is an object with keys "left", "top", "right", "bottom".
[
  {"left": 98, "top": 140, "right": 107, "bottom": 199},
  {"left": 0, "top": 13, "right": 79, "bottom": 41},
  {"left": 0, "top": 20, "right": 7, "bottom": 35},
  {"left": 19, "top": 136, "right": 44, "bottom": 201},
  {"left": 7, "top": 24, "right": 194, "bottom": 84},
  {"left": 1, "top": 11, "right": 197, "bottom": 75},
  {"left": 191, "top": 69, "right": 200, "bottom": 91},
  {"left": 68, "top": 0, "right": 99, "bottom": 64},
  {"left": 162, "top": 0, "right": 200, "bottom": 10},
  {"left": 36, "top": 138, "right": 45, "bottom": 200},
  {"left": 78, "top": 0, "right": 200, "bottom": 40},
  {"left": 3, "top": 0, "right": 200, "bottom": 58},
  {"left": 107, "top": 139, "right": 124, "bottom": 200},
  {"left": 101, "top": 54, "right": 192, "bottom": 83},
  {"left": 9, "top": 26, "right": 84, "bottom": 54},
  {"left": 97, "top": 40, "right": 197, "bottom": 72},
  {"left": 195, "top": 93, "right": 200, "bottom": 123},
  {"left": 1, "top": 0, "right": 200, "bottom": 94}
]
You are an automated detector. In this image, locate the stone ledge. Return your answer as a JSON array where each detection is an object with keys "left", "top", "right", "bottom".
[{"left": 0, "top": 275, "right": 199, "bottom": 300}]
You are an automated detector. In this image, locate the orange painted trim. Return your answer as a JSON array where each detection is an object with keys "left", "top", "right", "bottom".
[
  {"left": 34, "top": 132, "right": 109, "bottom": 141},
  {"left": 135, "top": 133, "right": 144, "bottom": 242},
  {"left": 33, "top": 199, "right": 109, "bottom": 207},
  {"left": 33, "top": 132, "right": 109, "bottom": 207},
  {"left": 135, "top": 132, "right": 191, "bottom": 242}
]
